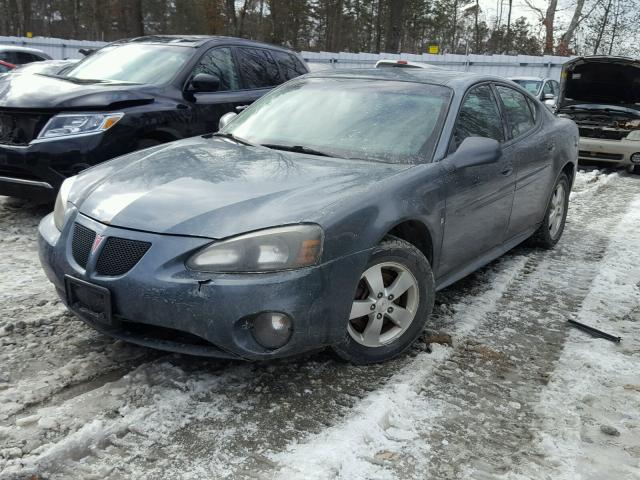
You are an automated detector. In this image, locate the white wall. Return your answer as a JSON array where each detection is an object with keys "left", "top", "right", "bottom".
[
  {"left": 0, "top": 35, "right": 571, "bottom": 81},
  {"left": 0, "top": 35, "right": 106, "bottom": 59},
  {"left": 302, "top": 51, "right": 571, "bottom": 81}
]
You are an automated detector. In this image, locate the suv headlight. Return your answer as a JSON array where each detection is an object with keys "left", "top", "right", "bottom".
[
  {"left": 187, "top": 225, "right": 323, "bottom": 273},
  {"left": 53, "top": 176, "right": 76, "bottom": 231},
  {"left": 38, "top": 113, "right": 124, "bottom": 140}
]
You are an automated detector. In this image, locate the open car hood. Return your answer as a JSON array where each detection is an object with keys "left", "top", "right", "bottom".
[{"left": 558, "top": 56, "right": 640, "bottom": 112}]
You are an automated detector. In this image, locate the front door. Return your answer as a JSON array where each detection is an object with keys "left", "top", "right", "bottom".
[
  {"left": 183, "top": 47, "right": 248, "bottom": 136},
  {"left": 438, "top": 83, "right": 516, "bottom": 279}
]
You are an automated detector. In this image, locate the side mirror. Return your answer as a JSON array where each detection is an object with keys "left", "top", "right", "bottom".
[
  {"left": 451, "top": 137, "right": 502, "bottom": 169},
  {"left": 219, "top": 112, "right": 237, "bottom": 130},
  {"left": 543, "top": 93, "right": 556, "bottom": 101},
  {"left": 189, "top": 73, "right": 220, "bottom": 92}
]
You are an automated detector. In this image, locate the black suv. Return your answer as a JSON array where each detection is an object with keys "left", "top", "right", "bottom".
[{"left": 0, "top": 35, "right": 308, "bottom": 200}]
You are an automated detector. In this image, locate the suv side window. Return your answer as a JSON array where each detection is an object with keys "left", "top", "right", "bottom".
[
  {"left": 270, "top": 50, "right": 307, "bottom": 81},
  {"left": 236, "top": 47, "right": 282, "bottom": 89},
  {"left": 191, "top": 47, "right": 239, "bottom": 91},
  {"left": 452, "top": 84, "right": 504, "bottom": 151},
  {"left": 495, "top": 85, "right": 535, "bottom": 139}
]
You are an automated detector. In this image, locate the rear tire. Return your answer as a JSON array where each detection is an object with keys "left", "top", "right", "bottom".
[
  {"left": 530, "top": 173, "right": 570, "bottom": 249},
  {"left": 333, "top": 236, "right": 434, "bottom": 365}
]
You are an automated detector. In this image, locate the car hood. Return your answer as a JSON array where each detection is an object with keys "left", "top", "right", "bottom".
[
  {"left": 73, "top": 136, "right": 411, "bottom": 239},
  {"left": 558, "top": 56, "right": 640, "bottom": 112},
  {"left": 0, "top": 72, "right": 155, "bottom": 109}
]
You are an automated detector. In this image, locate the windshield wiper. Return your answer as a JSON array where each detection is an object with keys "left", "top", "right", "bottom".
[
  {"left": 260, "top": 143, "right": 337, "bottom": 158},
  {"left": 213, "top": 132, "right": 257, "bottom": 146}
]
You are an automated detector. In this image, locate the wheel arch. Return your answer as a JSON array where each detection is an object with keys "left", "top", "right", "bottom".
[{"left": 383, "top": 219, "right": 435, "bottom": 266}]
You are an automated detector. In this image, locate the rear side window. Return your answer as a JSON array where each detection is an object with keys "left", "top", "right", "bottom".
[
  {"left": 236, "top": 47, "right": 282, "bottom": 89},
  {"left": 14, "top": 52, "right": 42, "bottom": 64},
  {"left": 452, "top": 84, "right": 504, "bottom": 150},
  {"left": 270, "top": 50, "right": 307, "bottom": 80},
  {"left": 495, "top": 85, "right": 535, "bottom": 138},
  {"left": 191, "top": 47, "right": 239, "bottom": 91}
]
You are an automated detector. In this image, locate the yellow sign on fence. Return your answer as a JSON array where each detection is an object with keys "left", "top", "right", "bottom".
[
  {"left": 26, "top": 31, "right": 33, "bottom": 38},
  {"left": 428, "top": 45, "right": 439, "bottom": 54}
]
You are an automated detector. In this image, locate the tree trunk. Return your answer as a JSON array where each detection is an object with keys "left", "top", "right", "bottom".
[
  {"left": 556, "top": 0, "right": 586, "bottom": 55},
  {"left": 607, "top": 0, "right": 620, "bottom": 55},
  {"left": 593, "top": 0, "right": 613, "bottom": 54},
  {"left": 542, "top": 0, "right": 558, "bottom": 54},
  {"left": 505, "top": 0, "right": 512, "bottom": 53},
  {"left": 384, "top": 0, "right": 405, "bottom": 53},
  {"left": 375, "top": 0, "right": 382, "bottom": 53}
]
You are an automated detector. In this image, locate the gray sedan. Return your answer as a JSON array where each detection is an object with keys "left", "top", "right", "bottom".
[{"left": 38, "top": 68, "right": 578, "bottom": 364}]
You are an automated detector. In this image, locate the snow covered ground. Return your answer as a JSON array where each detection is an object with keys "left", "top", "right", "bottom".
[{"left": 0, "top": 170, "right": 639, "bottom": 479}]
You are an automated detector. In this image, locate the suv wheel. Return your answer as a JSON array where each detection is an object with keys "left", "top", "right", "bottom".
[{"left": 333, "top": 237, "right": 434, "bottom": 364}]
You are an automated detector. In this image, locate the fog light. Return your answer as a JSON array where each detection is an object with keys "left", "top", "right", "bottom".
[
  {"left": 631, "top": 153, "right": 640, "bottom": 164},
  {"left": 251, "top": 312, "right": 293, "bottom": 349}
]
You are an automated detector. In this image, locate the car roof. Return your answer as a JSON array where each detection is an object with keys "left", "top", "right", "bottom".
[
  {"left": 0, "top": 45, "right": 48, "bottom": 55},
  {"left": 305, "top": 67, "right": 508, "bottom": 90},
  {"left": 109, "top": 35, "right": 297, "bottom": 53},
  {"left": 510, "top": 76, "right": 544, "bottom": 81}
]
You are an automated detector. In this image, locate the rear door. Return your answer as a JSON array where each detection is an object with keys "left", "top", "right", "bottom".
[
  {"left": 183, "top": 46, "right": 246, "bottom": 135},
  {"left": 233, "top": 46, "right": 285, "bottom": 106},
  {"left": 495, "top": 84, "right": 555, "bottom": 239},
  {"left": 438, "top": 83, "right": 516, "bottom": 278}
]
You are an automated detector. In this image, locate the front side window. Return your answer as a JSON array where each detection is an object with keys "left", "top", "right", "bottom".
[
  {"left": 236, "top": 47, "right": 282, "bottom": 89},
  {"left": 452, "top": 84, "right": 504, "bottom": 150},
  {"left": 270, "top": 51, "right": 307, "bottom": 81},
  {"left": 190, "top": 47, "right": 239, "bottom": 91},
  {"left": 225, "top": 78, "right": 452, "bottom": 164},
  {"left": 496, "top": 85, "right": 536, "bottom": 138},
  {"left": 64, "top": 44, "right": 193, "bottom": 85},
  {"left": 543, "top": 81, "right": 554, "bottom": 96}
]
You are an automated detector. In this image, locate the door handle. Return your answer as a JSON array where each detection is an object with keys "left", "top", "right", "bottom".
[
  {"left": 501, "top": 162, "right": 514, "bottom": 176},
  {"left": 235, "top": 105, "right": 249, "bottom": 112}
]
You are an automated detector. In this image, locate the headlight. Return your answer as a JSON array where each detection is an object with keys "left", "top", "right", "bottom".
[
  {"left": 187, "top": 225, "right": 323, "bottom": 273},
  {"left": 38, "top": 113, "right": 124, "bottom": 140},
  {"left": 53, "top": 176, "right": 76, "bottom": 231}
]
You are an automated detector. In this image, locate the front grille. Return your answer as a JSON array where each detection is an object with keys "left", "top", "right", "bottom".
[
  {"left": 71, "top": 223, "right": 96, "bottom": 269},
  {"left": 579, "top": 150, "right": 624, "bottom": 161},
  {"left": 0, "top": 111, "right": 53, "bottom": 146},
  {"left": 578, "top": 127, "right": 629, "bottom": 141},
  {"left": 95, "top": 237, "right": 151, "bottom": 276}
]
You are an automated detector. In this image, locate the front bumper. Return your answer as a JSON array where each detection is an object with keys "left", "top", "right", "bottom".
[
  {"left": 38, "top": 212, "right": 368, "bottom": 360},
  {"left": 0, "top": 129, "right": 134, "bottom": 201},
  {"left": 578, "top": 137, "right": 640, "bottom": 167}
]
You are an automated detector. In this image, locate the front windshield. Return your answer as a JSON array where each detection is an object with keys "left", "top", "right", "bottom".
[
  {"left": 225, "top": 78, "right": 452, "bottom": 164},
  {"left": 512, "top": 79, "right": 542, "bottom": 95},
  {"left": 64, "top": 44, "right": 193, "bottom": 84}
]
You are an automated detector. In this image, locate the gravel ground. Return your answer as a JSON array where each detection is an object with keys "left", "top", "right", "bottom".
[{"left": 0, "top": 170, "right": 639, "bottom": 480}]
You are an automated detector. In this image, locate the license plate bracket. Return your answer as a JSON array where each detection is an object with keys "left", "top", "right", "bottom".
[{"left": 65, "top": 275, "right": 113, "bottom": 326}]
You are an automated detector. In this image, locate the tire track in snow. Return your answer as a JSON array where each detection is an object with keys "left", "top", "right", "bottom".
[{"left": 1, "top": 171, "right": 636, "bottom": 479}]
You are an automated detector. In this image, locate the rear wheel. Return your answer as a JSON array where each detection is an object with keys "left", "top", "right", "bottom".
[
  {"left": 333, "top": 237, "right": 434, "bottom": 364},
  {"left": 530, "top": 173, "right": 570, "bottom": 249}
]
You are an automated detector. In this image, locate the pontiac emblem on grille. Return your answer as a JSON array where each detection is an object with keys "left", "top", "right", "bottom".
[{"left": 91, "top": 234, "right": 106, "bottom": 254}]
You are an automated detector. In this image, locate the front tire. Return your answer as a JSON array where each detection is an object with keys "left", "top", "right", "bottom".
[
  {"left": 333, "top": 237, "right": 435, "bottom": 365},
  {"left": 530, "top": 173, "right": 570, "bottom": 249}
]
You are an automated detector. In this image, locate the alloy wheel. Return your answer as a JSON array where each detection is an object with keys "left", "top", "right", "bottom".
[
  {"left": 548, "top": 183, "right": 566, "bottom": 239},
  {"left": 348, "top": 261, "right": 419, "bottom": 348}
]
